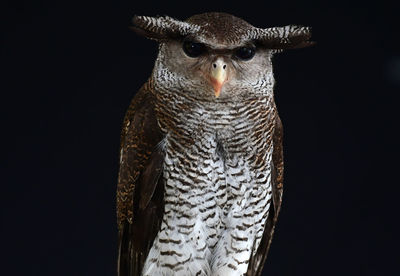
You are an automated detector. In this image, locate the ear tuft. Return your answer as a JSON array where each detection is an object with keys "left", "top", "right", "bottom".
[
  {"left": 251, "top": 25, "right": 315, "bottom": 50},
  {"left": 131, "top": 15, "right": 200, "bottom": 41}
]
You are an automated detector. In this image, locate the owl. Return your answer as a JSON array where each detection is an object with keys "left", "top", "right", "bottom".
[{"left": 117, "top": 12, "right": 313, "bottom": 276}]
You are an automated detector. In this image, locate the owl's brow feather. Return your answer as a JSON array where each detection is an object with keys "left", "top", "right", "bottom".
[
  {"left": 181, "top": 33, "right": 257, "bottom": 50},
  {"left": 203, "top": 41, "right": 257, "bottom": 52}
]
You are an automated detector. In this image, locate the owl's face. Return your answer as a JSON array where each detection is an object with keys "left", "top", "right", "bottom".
[
  {"left": 156, "top": 38, "right": 274, "bottom": 100},
  {"left": 132, "top": 12, "right": 313, "bottom": 101}
]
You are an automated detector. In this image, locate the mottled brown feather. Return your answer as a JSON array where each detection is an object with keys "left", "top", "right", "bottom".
[
  {"left": 116, "top": 81, "right": 165, "bottom": 276},
  {"left": 185, "top": 12, "right": 252, "bottom": 44}
]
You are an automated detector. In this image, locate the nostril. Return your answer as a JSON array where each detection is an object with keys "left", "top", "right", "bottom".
[
  {"left": 213, "top": 64, "right": 217, "bottom": 68},
  {"left": 223, "top": 65, "right": 226, "bottom": 69}
]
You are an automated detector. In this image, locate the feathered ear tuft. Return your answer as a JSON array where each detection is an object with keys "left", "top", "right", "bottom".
[
  {"left": 130, "top": 15, "right": 201, "bottom": 41},
  {"left": 251, "top": 25, "right": 315, "bottom": 50}
]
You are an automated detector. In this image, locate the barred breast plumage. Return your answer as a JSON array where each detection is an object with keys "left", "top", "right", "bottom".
[
  {"left": 117, "top": 12, "right": 312, "bottom": 276},
  {"left": 141, "top": 73, "right": 276, "bottom": 275}
]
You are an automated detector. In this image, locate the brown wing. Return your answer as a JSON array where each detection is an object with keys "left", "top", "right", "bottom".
[
  {"left": 246, "top": 114, "right": 284, "bottom": 276},
  {"left": 116, "top": 81, "right": 165, "bottom": 276}
]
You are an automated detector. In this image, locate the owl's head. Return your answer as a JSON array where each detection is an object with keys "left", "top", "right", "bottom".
[{"left": 132, "top": 12, "right": 313, "bottom": 100}]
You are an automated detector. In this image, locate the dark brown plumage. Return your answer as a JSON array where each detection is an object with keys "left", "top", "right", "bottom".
[{"left": 117, "top": 81, "right": 165, "bottom": 275}]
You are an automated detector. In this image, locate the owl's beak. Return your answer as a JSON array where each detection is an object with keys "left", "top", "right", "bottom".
[{"left": 210, "top": 59, "right": 228, "bottom": 98}]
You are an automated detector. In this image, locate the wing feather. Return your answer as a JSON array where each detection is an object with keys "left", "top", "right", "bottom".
[{"left": 116, "top": 82, "right": 165, "bottom": 276}]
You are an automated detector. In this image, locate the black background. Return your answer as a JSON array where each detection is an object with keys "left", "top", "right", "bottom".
[{"left": 2, "top": 0, "right": 399, "bottom": 275}]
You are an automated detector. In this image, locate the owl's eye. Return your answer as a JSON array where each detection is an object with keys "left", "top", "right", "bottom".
[
  {"left": 235, "top": 47, "right": 256, "bottom": 60},
  {"left": 183, "top": 41, "right": 206, "bottom": 58}
]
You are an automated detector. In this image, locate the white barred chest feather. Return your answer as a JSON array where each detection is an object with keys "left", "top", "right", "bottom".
[{"left": 142, "top": 78, "right": 276, "bottom": 275}]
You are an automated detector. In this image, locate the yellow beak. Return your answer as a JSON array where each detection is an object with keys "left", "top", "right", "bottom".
[{"left": 210, "top": 59, "right": 227, "bottom": 98}]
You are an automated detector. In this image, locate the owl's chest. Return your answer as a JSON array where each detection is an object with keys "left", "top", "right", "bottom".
[
  {"left": 163, "top": 104, "right": 251, "bottom": 167},
  {"left": 159, "top": 100, "right": 274, "bottom": 256},
  {"left": 161, "top": 99, "right": 273, "bottom": 155},
  {"left": 162, "top": 102, "right": 274, "bottom": 197}
]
